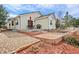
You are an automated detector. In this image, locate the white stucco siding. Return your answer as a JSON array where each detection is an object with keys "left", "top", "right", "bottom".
[
  {"left": 19, "top": 12, "right": 41, "bottom": 31},
  {"left": 7, "top": 12, "right": 58, "bottom": 32},
  {"left": 35, "top": 18, "right": 49, "bottom": 30},
  {"left": 21, "top": 12, "right": 41, "bottom": 21},
  {"left": 6, "top": 22, "right": 10, "bottom": 29},
  {"left": 20, "top": 15, "right": 28, "bottom": 31},
  {"left": 35, "top": 15, "right": 56, "bottom": 30},
  {"left": 9, "top": 21, "right": 12, "bottom": 29},
  {"left": 48, "top": 16, "right": 56, "bottom": 30},
  {"left": 15, "top": 17, "right": 21, "bottom": 30}
]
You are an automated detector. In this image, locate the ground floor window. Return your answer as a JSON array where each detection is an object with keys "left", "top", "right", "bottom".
[
  {"left": 50, "top": 20, "right": 52, "bottom": 25},
  {"left": 36, "top": 24, "right": 41, "bottom": 29},
  {"left": 12, "top": 21, "right": 14, "bottom": 26}
]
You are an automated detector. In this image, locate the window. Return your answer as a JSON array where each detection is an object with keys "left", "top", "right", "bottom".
[
  {"left": 50, "top": 20, "right": 52, "bottom": 25},
  {"left": 12, "top": 21, "right": 14, "bottom": 26},
  {"left": 16, "top": 22, "right": 18, "bottom": 25},
  {"left": 28, "top": 16, "right": 33, "bottom": 28},
  {"left": 28, "top": 20, "right": 33, "bottom": 27},
  {"left": 16, "top": 21, "right": 18, "bottom": 25},
  {"left": 36, "top": 24, "right": 41, "bottom": 29},
  {"left": 9, "top": 24, "right": 10, "bottom": 26}
]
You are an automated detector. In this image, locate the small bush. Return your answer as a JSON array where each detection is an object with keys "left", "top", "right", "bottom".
[
  {"left": 65, "top": 37, "right": 76, "bottom": 44},
  {"left": 64, "top": 36, "right": 78, "bottom": 45},
  {"left": 30, "top": 46, "right": 39, "bottom": 53}
]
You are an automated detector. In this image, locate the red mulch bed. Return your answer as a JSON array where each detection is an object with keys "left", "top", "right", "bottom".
[
  {"left": 17, "top": 30, "right": 79, "bottom": 54},
  {"left": 16, "top": 40, "right": 79, "bottom": 54}
]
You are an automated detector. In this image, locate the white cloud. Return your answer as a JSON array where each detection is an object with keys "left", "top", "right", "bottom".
[
  {"left": 4, "top": 4, "right": 79, "bottom": 18},
  {"left": 36, "top": 4, "right": 55, "bottom": 9},
  {"left": 66, "top": 4, "right": 79, "bottom": 17},
  {"left": 39, "top": 4, "right": 54, "bottom": 7},
  {"left": 9, "top": 14, "right": 17, "bottom": 17},
  {"left": 10, "top": 4, "right": 37, "bottom": 11}
]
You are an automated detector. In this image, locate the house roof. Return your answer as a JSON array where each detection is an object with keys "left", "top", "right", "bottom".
[
  {"left": 20, "top": 11, "right": 42, "bottom": 16},
  {"left": 35, "top": 13, "right": 56, "bottom": 21}
]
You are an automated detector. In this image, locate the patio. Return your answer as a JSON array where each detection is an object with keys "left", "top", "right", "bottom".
[{"left": 34, "top": 33, "right": 67, "bottom": 44}]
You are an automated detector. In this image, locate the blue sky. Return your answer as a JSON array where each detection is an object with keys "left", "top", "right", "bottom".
[{"left": 3, "top": 4, "right": 79, "bottom": 18}]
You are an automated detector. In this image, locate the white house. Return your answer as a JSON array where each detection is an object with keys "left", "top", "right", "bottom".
[
  {"left": 6, "top": 12, "right": 61, "bottom": 32},
  {"left": 34, "top": 14, "right": 56, "bottom": 30},
  {"left": 6, "top": 18, "right": 15, "bottom": 29},
  {"left": 19, "top": 12, "right": 41, "bottom": 31}
]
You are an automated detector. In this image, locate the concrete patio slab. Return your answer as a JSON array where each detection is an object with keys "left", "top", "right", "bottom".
[{"left": 34, "top": 33, "right": 66, "bottom": 44}]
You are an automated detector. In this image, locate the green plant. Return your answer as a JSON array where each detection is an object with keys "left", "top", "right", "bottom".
[
  {"left": 30, "top": 46, "right": 39, "bottom": 53},
  {"left": 60, "top": 25, "right": 67, "bottom": 29},
  {"left": 64, "top": 36, "right": 79, "bottom": 48},
  {"left": 64, "top": 36, "right": 77, "bottom": 45},
  {"left": 0, "top": 5, "right": 8, "bottom": 28}
]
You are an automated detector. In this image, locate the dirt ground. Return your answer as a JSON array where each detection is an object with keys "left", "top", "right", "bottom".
[
  {"left": 0, "top": 31, "right": 40, "bottom": 54},
  {"left": 16, "top": 40, "right": 79, "bottom": 54},
  {"left": 17, "top": 29, "right": 79, "bottom": 54},
  {"left": 0, "top": 28, "right": 79, "bottom": 54},
  {"left": 17, "top": 40, "right": 79, "bottom": 54}
]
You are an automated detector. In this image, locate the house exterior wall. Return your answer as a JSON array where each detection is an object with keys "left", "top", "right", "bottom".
[
  {"left": 9, "top": 22, "right": 12, "bottom": 29},
  {"left": 6, "top": 12, "right": 57, "bottom": 31},
  {"left": 14, "top": 17, "right": 21, "bottom": 30},
  {"left": 35, "top": 18, "right": 49, "bottom": 30},
  {"left": 6, "top": 22, "right": 10, "bottom": 29},
  {"left": 6, "top": 12, "right": 41, "bottom": 31},
  {"left": 19, "top": 12, "right": 41, "bottom": 31},
  {"left": 35, "top": 15, "right": 56, "bottom": 30},
  {"left": 6, "top": 18, "right": 18, "bottom": 30},
  {"left": 11, "top": 19, "right": 16, "bottom": 30},
  {"left": 48, "top": 15, "right": 56, "bottom": 30}
]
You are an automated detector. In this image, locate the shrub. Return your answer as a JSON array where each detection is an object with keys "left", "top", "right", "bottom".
[
  {"left": 30, "top": 46, "right": 39, "bottom": 53},
  {"left": 64, "top": 36, "right": 77, "bottom": 45}
]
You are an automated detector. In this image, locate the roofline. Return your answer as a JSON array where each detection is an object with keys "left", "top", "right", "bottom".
[
  {"left": 35, "top": 13, "right": 56, "bottom": 20},
  {"left": 35, "top": 15, "right": 51, "bottom": 21},
  {"left": 19, "top": 11, "right": 42, "bottom": 16},
  {"left": 8, "top": 11, "right": 42, "bottom": 20}
]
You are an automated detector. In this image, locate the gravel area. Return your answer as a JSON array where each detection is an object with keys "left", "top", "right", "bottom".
[{"left": 0, "top": 31, "right": 40, "bottom": 54}]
